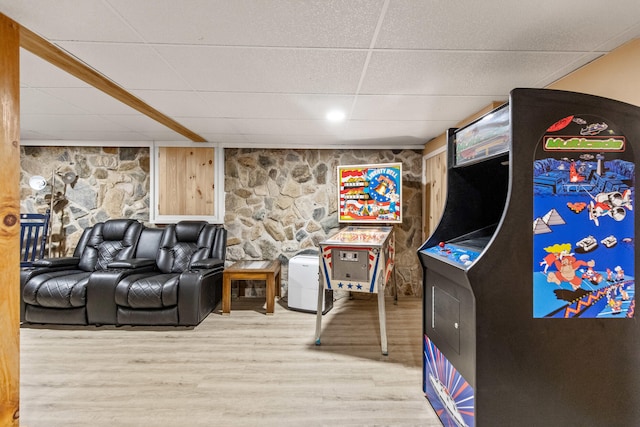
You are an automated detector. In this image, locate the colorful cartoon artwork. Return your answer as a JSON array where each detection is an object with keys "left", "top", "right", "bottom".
[
  {"left": 338, "top": 163, "right": 402, "bottom": 223},
  {"left": 424, "top": 335, "right": 475, "bottom": 427},
  {"left": 533, "top": 114, "right": 635, "bottom": 318}
]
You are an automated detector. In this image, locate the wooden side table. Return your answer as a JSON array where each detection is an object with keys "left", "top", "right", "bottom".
[{"left": 222, "top": 260, "right": 281, "bottom": 315}]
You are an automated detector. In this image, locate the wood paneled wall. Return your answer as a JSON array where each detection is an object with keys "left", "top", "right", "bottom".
[
  {"left": 423, "top": 145, "right": 447, "bottom": 239},
  {"left": 548, "top": 39, "right": 640, "bottom": 107},
  {"left": 158, "top": 147, "right": 215, "bottom": 216},
  {"left": 0, "top": 13, "right": 21, "bottom": 427}
]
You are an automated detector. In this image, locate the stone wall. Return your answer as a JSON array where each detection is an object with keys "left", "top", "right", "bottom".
[
  {"left": 20, "top": 146, "right": 150, "bottom": 256},
  {"left": 20, "top": 146, "right": 424, "bottom": 297},
  {"left": 224, "top": 148, "right": 423, "bottom": 297}
]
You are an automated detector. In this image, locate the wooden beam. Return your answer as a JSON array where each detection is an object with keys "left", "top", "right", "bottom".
[
  {"left": 0, "top": 13, "right": 22, "bottom": 427},
  {"left": 18, "top": 23, "right": 207, "bottom": 143}
]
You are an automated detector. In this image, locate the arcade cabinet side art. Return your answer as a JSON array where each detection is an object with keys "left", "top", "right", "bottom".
[
  {"left": 533, "top": 115, "right": 635, "bottom": 319},
  {"left": 424, "top": 335, "right": 475, "bottom": 427}
]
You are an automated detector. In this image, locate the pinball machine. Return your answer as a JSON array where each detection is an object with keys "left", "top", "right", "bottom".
[{"left": 314, "top": 163, "right": 401, "bottom": 355}]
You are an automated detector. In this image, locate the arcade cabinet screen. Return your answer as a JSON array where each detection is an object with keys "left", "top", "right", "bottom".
[
  {"left": 455, "top": 103, "right": 510, "bottom": 167},
  {"left": 448, "top": 224, "right": 498, "bottom": 252}
]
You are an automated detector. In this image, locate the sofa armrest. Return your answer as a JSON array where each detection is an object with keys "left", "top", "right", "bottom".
[
  {"left": 190, "top": 258, "right": 224, "bottom": 270},
  {"left": 177, "top": 269, "right": 224, "bottom": 325},
  {"left": 86, "top": 262, "right": 157, "bottom": 325},
  {"left": 108, "top": 258, "right": 156, "bottom": 269},
  {"left": 32, "top": 257, "right": 80, "bottom": 268}
]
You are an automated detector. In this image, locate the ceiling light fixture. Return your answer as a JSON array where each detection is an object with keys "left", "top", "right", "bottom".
[{"left": 326, "top": 110, "right": 346, "bottom": 122}]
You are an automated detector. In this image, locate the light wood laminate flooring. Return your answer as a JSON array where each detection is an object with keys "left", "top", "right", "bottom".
[{"left": 20, "top": 295, "right": 440, "bottom": 426}]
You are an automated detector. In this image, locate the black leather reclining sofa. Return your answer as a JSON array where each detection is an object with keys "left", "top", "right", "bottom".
[{"left": 20, "top": 219, "right": 227, "bottom": 327}]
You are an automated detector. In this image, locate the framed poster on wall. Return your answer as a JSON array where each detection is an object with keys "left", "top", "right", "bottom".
[{"left": 338, "top": 163, "right": 402, "bottom": 223}]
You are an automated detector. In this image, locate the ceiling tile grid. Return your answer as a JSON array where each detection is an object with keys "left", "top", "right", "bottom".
[{"left": 1, "top": 0, "right": 639, "bottom": 147}]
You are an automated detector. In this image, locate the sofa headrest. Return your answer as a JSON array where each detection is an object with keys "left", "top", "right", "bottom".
[
  {"left": 102, "top": 219, "right": 140, "bottom": 240},
  {"left": 78, "top": 219, "right": 143, "bottom": 272},
  {"left": 175, "top": 221, "right": 207, "bottom": 242}
]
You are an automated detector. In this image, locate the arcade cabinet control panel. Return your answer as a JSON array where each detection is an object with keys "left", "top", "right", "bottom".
[{"left": 422, "top": 242, "right": 480, "bottom": 268}]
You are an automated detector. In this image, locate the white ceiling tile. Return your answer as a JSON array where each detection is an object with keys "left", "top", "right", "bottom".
[
  {"left": 236, "top": 118, "right": 346, "bottom": 136},
  {"left": 339, "top": 135, "right": 428, "bottom": 148},
  {"left": 199, "top": 133, "right": 249, "bottom": 144},
  {"left": 234, "top": 133, "right": 426, "bottom": 149},
  {"left": 20, "top": 114, "right": 130, "bottom": 133},
  {"left": 197, "top": 93, "right": 355, "bottom": 119},
  {"left": 20, "top": 88, "right": 87, "bottom": 115},
  {"left": 0, "top": 0, "right": 141, "bottom": 42},
  {"left": 175, "top": 117, "right": 240, "bottom": 134},
  {"left": 376, "top": 0, "right": 640, "bottom": 51},
  {"left": 39, "top": 87, "right": 144, "bottom": 115},
  {"left": 109, "top": 0, "right": 384, "bottom": 48},
  {"left": 20, "top": 129, "right": 58, "bottom": 140},
  {"left": 131, "top": 90, "right": 212, "bottom": 118},
  {"left": 155, "top": 45, "right": 367, "bottom": 93},
  {"left": 37, "top": 131, "right": 151, "bottom": 141},
  {"left": 235, "top": 133, "right": 349, "bottom": 147},
  {"left": 19, "top": 128, "right": 149, "bottom": 142},
  {"left": 102, "top": 114, "right": 184, "bottom": 133},
  {"left": 360, "top": 51, "right": 602, "bottom": 95},
  {"left": 351, "top": 95, "right": 505, "bottom": 121},
  {"left": 20, "top": 50, "right": 91, "bottom": 89},
  {"left": 344, "top": 120, "right": 454, "bottom": 140},
  {"left": 57, "top": 42, "right": 192, "bottom": 90},
  {"left": 133, "top": 130, "right": 190, "bottom": 142}
]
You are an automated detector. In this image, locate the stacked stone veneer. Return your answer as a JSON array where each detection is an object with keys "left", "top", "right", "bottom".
[
  {"left": 224, "top": 148, "right": 423, "bottom": 297},
  {"left": 20, "top": 146, "right": 150, "bottom": 256},
  {"left": 20, "top": 146, "right": 424, "bottom": 297}
]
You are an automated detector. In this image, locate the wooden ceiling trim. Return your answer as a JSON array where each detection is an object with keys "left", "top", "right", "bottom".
[{"left": 18, "top": 24, "right": 207, "bottom": 143}]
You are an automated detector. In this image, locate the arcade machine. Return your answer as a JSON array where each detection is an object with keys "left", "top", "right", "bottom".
[
  {"left": 418, "top": 88, "right": 639, "bottom": 426},
  {"left": 314, "top": 225, "right": 395, "bottom": 354},
  {"left": 315, "top": 163, "right": 400, "bottom": 355}
]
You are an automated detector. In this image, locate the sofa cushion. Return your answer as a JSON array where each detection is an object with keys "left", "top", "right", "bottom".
[
  {"left": 170, "top": 242, "right": 198, "bottom": 272},
  {"left": 175, "top": 221, "right": 206, "bottom": 242},
  {"left": 23, "top": 271, "right": 91, "bottom": 308},
  {"left": 134, "top": 228, "right": 164, "bottom": 259},
  {"left": 115, "top": 273, "right": 180, "bottom": 308}
]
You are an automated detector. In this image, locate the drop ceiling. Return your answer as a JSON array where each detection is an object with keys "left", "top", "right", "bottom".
[{"left": 2, "top": 0, "right": 640, "bottom": 148}]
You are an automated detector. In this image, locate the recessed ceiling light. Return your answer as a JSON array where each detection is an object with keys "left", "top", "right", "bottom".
[{"left": 326, "top": 110, "right": 346, "bottom": 122}]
